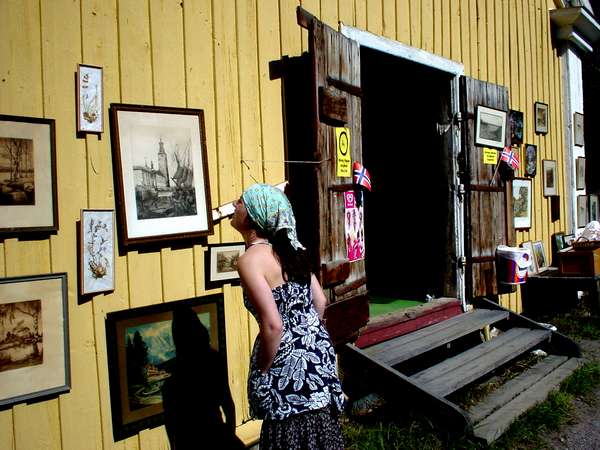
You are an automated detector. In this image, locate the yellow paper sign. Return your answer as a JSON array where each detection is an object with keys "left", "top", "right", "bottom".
[
  {"left": 483, "top": 147, "right": 498, "bottom": 165},
  {"left": 336, "top": 127, "right": 351, "bottom": 177}
]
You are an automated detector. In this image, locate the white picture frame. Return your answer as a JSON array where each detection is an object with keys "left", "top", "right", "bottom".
[
  {"left": 79, "top": 209, "right": 115, "bottom": 296},
  {"left": 513, "top": 178, "right": 532, "bottom": 230},
  {"left": 542, "top": 159, "right": 558, "bottom": 197},
  {"left": 475, "top": 105, "right": 507, "bottom": 149},
  {"left": 77, "top": 64, "right": 103, "bottom": 134},
  {"left": 573, "top": 112, "right": 584, "bottom": 147},
  {"left": 204, "top": 242, "right": 246, "bottom": 290}
]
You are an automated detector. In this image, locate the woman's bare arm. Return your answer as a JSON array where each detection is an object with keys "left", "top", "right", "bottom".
[
  {"left": 237, "top": 252, "right": 282, "bottom": 373},
  {"left": 310, "top": 273, "right": 328, "bottom": 319}
]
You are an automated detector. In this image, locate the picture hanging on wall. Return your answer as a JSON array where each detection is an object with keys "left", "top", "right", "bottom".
[
  {"left": 204, "top": 242, "right": 246, "bottom": 290},
  {"left": 532, "top": 240, "right": 548, "bottom": 273},
  {"left": 589, "top": 194, "right": 599, "bottom": 222},
  {"left": 509, "top": 109, "right": 524, "bottom": 146},
  {"left": 0, "top": 115, "right": 58, "bottom": 237},
  {"left": 475, "top": 105, "right": 507, "bottom": 149},
  {"left": 524, "top": 144, "right": 537, "bottom": 177},
  {"left": 79, "top": 209, "right": 115, "bottom": 296},
  {"left": 542, "top": 159, "right": 558, "bottom": 197},
  {"left": 534, "top": 102, "right": 549, "bottom": 135},
  {"left": 513, "top": 178, "right": 532, "bottom": 230},
  {"left": 109, "top": 104, "right": 213, "bottom": 249},
  {"left": 577, "top": 195, "right": 589, "bottom": 228},
  {"left": 106, "top": 293, "right": 225, "bottom": 441},
  {"left": 576, "top": 157, "right": 586, "bottom": 190},
  {"left": 573, "top": 112, "right": 584, "bottom": 147},
  {"left": 76, "top": 64, "right": 103, "bottom": 134},
  {"left": 0, "top": 273, "right": 70, "bottom": 408}
]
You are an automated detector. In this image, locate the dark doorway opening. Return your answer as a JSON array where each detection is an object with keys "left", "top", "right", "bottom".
[{"left": 361, "top": 47, "right": 454, "bottom": 305}]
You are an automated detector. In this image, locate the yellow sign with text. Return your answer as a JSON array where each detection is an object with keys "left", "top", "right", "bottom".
[
  {"left": 336, "top": 127, "right": 351, "bottom": 177},
  {"left": 483, "top": 147, "right": 498, "bottom": 165}
]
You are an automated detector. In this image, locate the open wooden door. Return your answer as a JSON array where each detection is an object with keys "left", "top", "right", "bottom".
[
  {"left": 460, "top": 76, "right": 515, "bottom": 299},
  {"left": 277, "top": 7, "right": 369, "bottom": 345}
]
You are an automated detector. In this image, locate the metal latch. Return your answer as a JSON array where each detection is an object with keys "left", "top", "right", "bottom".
[{"left": 457, "top": 256, "right": 467, "bottom": 269}]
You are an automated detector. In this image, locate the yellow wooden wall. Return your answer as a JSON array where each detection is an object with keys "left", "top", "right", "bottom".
[{"left": 0, "top": 0, "right": 566, "bottom": 448}]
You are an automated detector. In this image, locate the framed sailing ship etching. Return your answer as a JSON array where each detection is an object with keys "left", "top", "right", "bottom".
[
  {"left": 109, "top": 104, "right": 213, "bottom": 248},
  {"left": 79, "top": 209, "right": 115, "bottom": 296},
  {"left": 76, "top": 64, "right": 103, "bottom": 134}
]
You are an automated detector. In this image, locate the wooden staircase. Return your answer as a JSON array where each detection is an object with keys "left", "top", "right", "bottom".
[{"left": 339, "top": 298, "right": 582, "bottom": 444}]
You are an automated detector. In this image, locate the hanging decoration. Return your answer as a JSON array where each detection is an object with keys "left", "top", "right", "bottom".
[
  {"left": 344, "top": 190, "right": 365, "bottom": 262},
  {"left": 352, "top": 161, "right": 372, "bottom": 191}
]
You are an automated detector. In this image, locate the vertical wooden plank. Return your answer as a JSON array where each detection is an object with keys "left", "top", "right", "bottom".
[
  {"left": 485, "top": 0, "right": 496, "bottom": 83},
  {"left": 281, "top": 0, "right": 302, "bottom": 54},
  {"left": 421, "top": 0, "right": 433, "bottom": 53},
  {"left": 301, "top": 0, "right": 320, "bottom": 52},
  {"left": 476, "top": 0, "right": 486, "bottom": 80},
  {"left": 460, "top": 0, "right": 471, "bottom": 75},
  {"left": 432, "top": 0, "right": 442, "bottom": 56},
  {"left": 493, "top": 0, "right": 503, "bottom": 86},
  {"left": 382, "top": 0, "right": 396, "bottom": 39},
  {"left": 410, "top": 0, "right": 421, "bottom": 48},
  {"left": 355, "top": 0, "right": 367, "bottom": 30},
  {"left": 320, "top": 0, "right": 337, "bottom": 27},
  {"left": 396, "top": 0, "right": 410, "bottom": 44},
  {"left": 366, "top": 0, "right": 383, "bottom": 36},
  {"left": 440, "top": 0, "right": 451, "bottom": 59},
  {"left": 449, "top": 0, "right": 460, "bottom": 62}
]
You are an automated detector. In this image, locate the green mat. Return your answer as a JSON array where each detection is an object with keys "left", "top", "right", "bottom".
[{"left": 369, "top": 295, "right": 423, "bottom": 317}]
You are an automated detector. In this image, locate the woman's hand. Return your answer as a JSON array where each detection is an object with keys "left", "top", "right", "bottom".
[
  {"left": 310, "top": 274, "right": 328, "bottom": 319},
  {"left": 237, "top": 251, "right": 283, "bottom": 373}
]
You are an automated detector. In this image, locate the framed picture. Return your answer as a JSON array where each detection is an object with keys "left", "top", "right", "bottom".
[
  {"left": 204, "top": 242, "right": 246, "bottom": 290},
  {"left": 590, "top": 194, "right": 600, "bottom": 222},
  {"left": 576, "top": 157, "right": 586, "bottom": 190},
  {"left": 524, "top": 144, "right": 537, "bottom": 177},
  {"left": 509, "top": 109, "right": 524, "bottom": 146},
  {"left": 513, "top": 178, "right": 532, "bottom": 230},
  {"left": 106, "top": 293, "right": 225, "bottom": 441},
  {"left": 0, "top": 115, "right": 58, "bottom": 236},
  {"left": 534, "top": 101, "right": 549, "bottom": 135},
  {"left": 577, "top": 195, "right": 589, "bottom": 228},
  {"left": 521, "top": 241, "right": 537, "bottom": 274},
  {"left": 532, "top": 241, "right": 548, "bottom": 273},
  {"left": 76, "top": 64, "right": 103, "bottom": 134},
  {"left": 79, "top": 209, "right": 115, "bottom": 296},
  {"left": 475, "top": 105, "right": 507, "bottom": 149},
  {"left": 564, "top": 233, "right": 576, "bottom": 247},
  {"left": 109, "top": 104, "right": 213, "bottom": 248},
  {"left": 573, "top": 112, "right": 584, "bottom": 147},
  {"left": 542, "top": 159, "right": 558, "bottom": 197},
  {"left": 0, "top": 273, "right": 70, "bottom": 408}
]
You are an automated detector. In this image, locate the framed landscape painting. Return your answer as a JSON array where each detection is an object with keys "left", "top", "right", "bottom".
[
  {"left": 576, "top": 157, "right": 586, "bottom": 190},
  {"left": 0, "top": 273, "right": 70, "bottom": 408},
  {"left": 513, "top": 178, "right": 532, "bottom": 230},
  {"left": 106, "top": 294, "right": 225, "bottom": 440},
  {"left": 204, "top": 242, "right": 246, "bottom": 290},
  {"left": 79, "top": 209, "right": 115, "bottom": 296},
  {"left": 542, "top": 160, "right": 558, "bottom": 197},
  {"left": 534, "top": 102, "right": 549, "bottom": 135},
  {"left": 577, "top": 195, "right": 589, "bottom": 228},
  {"left": 0, "top": 115, "right": 58, "bottom": 236},
  {"left": 475, "top": 105, "right": 507, "bottom": 149},
  {"left": 109, "top": 104, "right": 213, "bottom": 249}
]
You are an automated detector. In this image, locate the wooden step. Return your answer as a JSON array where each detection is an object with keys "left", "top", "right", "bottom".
[
  {"left": 363, "top": 309, "right": 509, "bottom": 366},
  {"left": 411, "top": 327, "right": 552, "bottom": 397},
  {"left": 473, "top": 357, "right": 583, "bottom": 443}
]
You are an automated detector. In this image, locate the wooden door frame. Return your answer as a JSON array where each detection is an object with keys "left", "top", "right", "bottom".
[{"left": 340, "top": 25, "right": 467, "bottom": 309}]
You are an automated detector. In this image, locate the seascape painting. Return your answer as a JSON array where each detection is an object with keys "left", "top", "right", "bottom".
[
  {"left": 0, "top": 299, "right": 43, "bottom": 373},
  {"left": 0, "top": 137, "right": 34, "bottom": 206},
  {"left": 479, "top": 110, "right": 504, "bottom": 142}
]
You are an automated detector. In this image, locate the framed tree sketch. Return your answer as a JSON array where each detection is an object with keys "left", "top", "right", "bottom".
[
  {"left": 509, "top": 109, "right": 524, "bottom": 146},
  {"left": 106, "top": 293, "right": 225, "bottom": 441},
  {"left": 524, "top": 144, "right": 537, "bottom": 177},
  {"left": 513, "top": 178, "right": 532, "bottom": 230},
  {"left": 475, "top": 105, "right": 507, "bottom": 149},
  {"left": 542, "top": 159, "right": 558, "bottom": 196},
  {"left": 79, "top": 209, "right": 115, "bottom": 296},
  {"left": 576, "top": 157, "right": 586, "bottom": 190},
  {"left": 534, "top": 101, "right": 549, "bottom": 135},
  {"left": 0, "top": 115, "right": 58, "bottom": 236},
  {"left": 109, "top": 104, "right": 213, "bottom": 248},
  {"left": 577, "top": 195, "right": 589, "bottom": 228},
  {"left": 0, "top": 273, "right": 70, "bottom": 408},
  {"left": 76, "top": 64, "right": 103, "bottom": 134},
  {"left": 573, "top": 112, "right": 584, "bottom": 147},
  {"left": 204, "top": 242, "right": 246, "bottom": 290}
]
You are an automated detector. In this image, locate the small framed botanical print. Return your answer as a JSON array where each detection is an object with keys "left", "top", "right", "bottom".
[
  {"left": 76, "top": 64, "right": 103, "bottom": 134},
  {"left": 79, "top": 209, "right": 115, "bottom": 296}
]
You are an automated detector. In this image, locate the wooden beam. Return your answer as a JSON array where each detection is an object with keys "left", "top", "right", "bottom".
[
  {"left": 297, "top": 6, "right": 315, "bottom": 29},
  {"left": 319, "top": 86, "right": 348, "bottom": 124},
  {"left": 321, "top": 259, "right": 351, "bottom": 288}
]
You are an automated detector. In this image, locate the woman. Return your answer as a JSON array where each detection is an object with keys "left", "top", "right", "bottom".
[{"left": 231, "top": 183, "right": 344, "bottom": 450}]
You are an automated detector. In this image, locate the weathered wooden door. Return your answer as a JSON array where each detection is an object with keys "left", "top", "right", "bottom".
[
  {"left": 280, "top": 8, "right": 368, "bottom": 344},
  {"left": 460, "top": 76, "right": 515, "bottom": 299}
]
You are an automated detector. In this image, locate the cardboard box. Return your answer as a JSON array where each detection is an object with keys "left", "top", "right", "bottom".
[{"left": 558, "top": 247, "right": 600, "bottom": 276}]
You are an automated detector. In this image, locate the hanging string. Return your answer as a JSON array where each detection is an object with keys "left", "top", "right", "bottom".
[{"left": 240, "top": 158, "right": 331, "bottom": 185}]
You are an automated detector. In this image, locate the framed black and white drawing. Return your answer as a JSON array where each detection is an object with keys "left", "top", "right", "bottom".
[
  {"left": 577, "top": 195, "right": 589, "bottom": 228},
  {"left": 576, "top": 157, "right": 586, "bottom": 190},
  {"left": 542, "top": 159, "right": 558, "bottom": 197},
  {"left": 509, "top": 109, "right": 524, "bottom": 146},
  {"left": 475, "top": 105, "right": 507, "bottom": 149},
  {"left": 589, "top": 194, "right": 599, "bottom": 222},
  {"left": 513, "top": 178, "right": 532, "bottom": 230},
  {"left": 76, "top": 64, "right": 103, "bottom": 134},
  {"left": 524, "top": 144, "right": 537, "bottom": 177},
  {"left": 106, "top": 294, "right": 225, "bottom": 441},
  {"left": 573, "top": 112, "right": 584, "bottom": 147},
  {"left": 79, "top": 209, "right": 115, "bottom": 296},
  {"left": 0, "top": 115, "right": 58, "bottom": 237},
  {"left": 109, "top": 104, "right": 213, "bottom": 248},
  {"left": 204, "top": 242, "right": 245, "bottom": 290},
  {"left": 0, "top": 273, "right": 70, "bottom": 408},
  {"left": 534, "top": 102, "right": 549, "bottom": 135}
]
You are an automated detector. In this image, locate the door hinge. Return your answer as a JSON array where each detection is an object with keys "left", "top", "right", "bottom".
[
  {"left": 437, "top": 112, "right": 463, "bottom": 136},
  {"left": 457, "top": 256, "right": 467, "bottom": 270},
  {"left": 457, "top": 183, "right": 465, "bottom": 201}
]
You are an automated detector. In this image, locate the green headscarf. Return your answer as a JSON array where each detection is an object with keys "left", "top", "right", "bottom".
[{"left": 242, "top": 184, "right": 305, "bottom": 251}]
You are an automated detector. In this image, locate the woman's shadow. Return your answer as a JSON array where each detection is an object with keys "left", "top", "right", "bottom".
[{"left": 162, "top": 306, "right": 245, "bottom": 450}]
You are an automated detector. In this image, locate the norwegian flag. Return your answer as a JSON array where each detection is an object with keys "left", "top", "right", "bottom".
[
  {"left": 353, "top": 161, "right": 372, "bottom": 191},
  {"left": 500, "top": 147, "right": 519, "bottom": 170}
]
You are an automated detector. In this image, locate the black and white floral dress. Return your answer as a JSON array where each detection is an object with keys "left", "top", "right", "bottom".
[{"left": 244, "top": 281, "right": 344, "bottom": 448}]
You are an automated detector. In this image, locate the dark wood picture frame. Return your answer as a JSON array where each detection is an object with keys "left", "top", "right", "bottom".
[
  {"left": 475, "top": 105, "right": 507, "bottom": 149},
  {"left": 509, "top": 109, "right": 524, "bottom": 146},
  {"left": 534, "top": 101, "right": 549, "bottom": 135},
  {"left": 204, "top": 242, "right": 246, "bottom": 290},
  {"left": 109, "top": 103, "right": 213, "bottom": 249},
  {"left": 0, "top": 273, "right": 70, "bottom": 408},
  {"left": 542, "top": 159, "right": 558, "bottom": 197},
  {"left": 0, "top": 114, "right": 58, "bottom": 237},
  {"left": 79, "top": 209, "right": 115, "bottom": 296},
  {"left": 105, "top": 293, "right": 226, "bottom": 441},
  {"left": 76, "top": 64, "right": 103, "bottom": 134},
  {"left": 524, "top": 144, "right": 537, "bottom": 177},
  {"left": 513, "top": 177, "right": 532, "bottom": 230}
]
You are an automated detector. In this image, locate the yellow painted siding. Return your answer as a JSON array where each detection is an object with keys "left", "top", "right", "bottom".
[{"left": 0, "top": 0, "right": 569, "bottom": 447}]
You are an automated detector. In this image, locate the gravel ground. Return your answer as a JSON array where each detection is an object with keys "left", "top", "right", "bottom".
[{"left": 542, "top": 339, "right": 600, "bottom": 450}]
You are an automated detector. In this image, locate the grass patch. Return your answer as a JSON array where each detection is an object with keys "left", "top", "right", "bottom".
[{"left": 544, "top": 309, "right": 600, "bottom": 340}]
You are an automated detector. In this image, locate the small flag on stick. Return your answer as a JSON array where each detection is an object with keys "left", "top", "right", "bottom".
[
  {"left": 353, "top": 161, "right": 372, "bottom": 191},
  {"left": 500, "top": 146, "right": 519, "bottom": 170}
]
